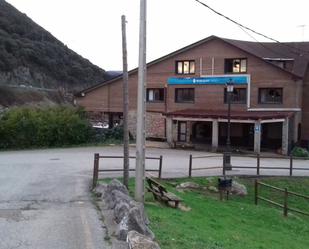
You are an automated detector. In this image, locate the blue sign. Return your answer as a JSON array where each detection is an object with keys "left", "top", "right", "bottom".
[{"left": 168, "top": 76, "right": 248, "bottom": 85}]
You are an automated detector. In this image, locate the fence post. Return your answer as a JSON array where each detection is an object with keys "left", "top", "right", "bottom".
[
  {"left": 189, "top": 154, "right": 192, "bottom": 178},
  {"left": 289, "top": 154, "right": 293, "bottom": 177},
  {"left": 255, "top": 180, "right": 258, "bottom": 205},
  {"left": 222, "top": 153, "right": 226, "bottom": 176},
  {"left": 92, "top": 153, "right": 99, "bottom": 189},
  {"left": 257, "top": 153, "right": 260, "bottom": 176},
  {"left": 283, "top": 188, "right": 288, "bottom": 217},
  {"left": 158, "top": 155, "right": 163, "bottom": 179}
]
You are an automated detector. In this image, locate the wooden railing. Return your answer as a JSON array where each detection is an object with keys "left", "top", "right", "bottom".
[
  {"left": 92, "top": 153, "right": 163, "bottom": 189},
  {"left": 255, "top": 180, "right": 309, "bottom": 217},
  {"left": 188, "top": 153, "right": 309, "bottom": 177},
  {"left": 188, "top": 154, "right": 223, "bottom": 177}
]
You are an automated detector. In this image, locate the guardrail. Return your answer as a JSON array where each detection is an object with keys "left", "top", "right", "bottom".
[
  {"left": 92, "top": 153, "right": 163, "bottom": 189},
  {"left": 255, "top": 180, "right": 309, "bottom": 217},
  {"left": 188, "top": 153, "right": 309, "bottom": 177}
]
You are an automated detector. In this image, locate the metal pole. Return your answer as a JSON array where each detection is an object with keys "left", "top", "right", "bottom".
[
  {"left": 135, "top": 0, "right": 147, "bottom": 202},
  {"left": 122, "top": 15, "right": 130, "bottom": 189},
  {"left": 227, "top": 91, "right": 231, "bottom": 150},
  {"left": 224, "top": 83, "right": 232, "bottom": 170}
]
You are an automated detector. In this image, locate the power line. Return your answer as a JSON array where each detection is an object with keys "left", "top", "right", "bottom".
[
  {"left": 237, "top": 25, "right": 291, "bottom": 59},
  {"left": 194, "top": 0, "right": 309, "bottom": 56}
]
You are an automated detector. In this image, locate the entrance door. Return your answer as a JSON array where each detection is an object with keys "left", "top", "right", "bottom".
[
  {"left": 192, "top": 122, "right": 212, "bottom": 144},
  {"left": 178, "top": 122, "right": 187, "bottom": 142},
  {"left": 261, "top": 123, "right": 282, "bottom": 150}
]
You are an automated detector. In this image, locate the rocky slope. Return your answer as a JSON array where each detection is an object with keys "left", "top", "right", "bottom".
[{"left": 0, "top": 0, "right": 108, "bottom": 107}]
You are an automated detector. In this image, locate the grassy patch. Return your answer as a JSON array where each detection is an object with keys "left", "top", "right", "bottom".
[
  {"left": 98, "top": 177, "right": 309, "bottom": 248},
  {"left": 122, "top": 177, "right": 309, "bottom": 249}
]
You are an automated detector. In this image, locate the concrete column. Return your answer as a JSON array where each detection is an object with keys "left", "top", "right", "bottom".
[
  {"left": 166, "top": 117, "right": 173, "bottom": 145},
  {"left": 212, "top": 120, "right": 219, "bottom": 151},
  {"left": 172, "top": 120, "right": 178, "bottom": 146},
  {"left": 254, "top": 121, "right": 261, "bottom": 154},
  {"left": 282, "top": 118, "right": 289, "bottom": 155},
  {"left": 293, "top": 112, "right": 301, "bottom": 143},
  {"left": 186, "top": 121, "right": 192, "bottom": 143}
]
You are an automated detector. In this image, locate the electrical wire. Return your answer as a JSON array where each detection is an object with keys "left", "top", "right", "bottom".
[
  {"left": 194, "top": 0, "right": 309, "bottom": 56},
  {"left": 236, "top": 26, "right": 291, "bottom": 59}
]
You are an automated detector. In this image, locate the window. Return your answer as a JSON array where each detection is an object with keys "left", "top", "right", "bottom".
[
  {"left": 259, "top": 88, "right": 283, "bottom": 104},
  {"left": 175, "top": 88, "right": 194, "bottom": 103},
  {"left": 178, "top": 121, "right": 187, "bottom": 142},
  {"left": 176, "top": 60, "right": 195, "bottom": 74},
  {"left": 225, "top": 58, "right": 247, "bottom": 73},
  {"left": 224, "top": 88, "right": 247, "bottom": 104},
  {"left": 146, "top": 88, "right": 164, "bottom": 102}
]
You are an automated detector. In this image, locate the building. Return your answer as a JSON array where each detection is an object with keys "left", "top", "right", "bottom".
[{"left": 75, "top": 36, "right": 309, "bottom": 155}]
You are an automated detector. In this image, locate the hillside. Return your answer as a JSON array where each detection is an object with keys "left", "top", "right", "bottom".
[{"left": 0, "top": 0, "right": 108, "bottom": 99}]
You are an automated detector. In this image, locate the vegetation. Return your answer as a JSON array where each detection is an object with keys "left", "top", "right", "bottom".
[
  {"left": 119, "top": 177, "right": 309, "bottom": 249},
  {"left": 292, "top": 146, "right": 309, "bottom": 158},
  {"left": 0, "top": 85, "right": 65, "bottom": 106},
  {"left": 0, "top": 1, "right": 107, "bottom": 91},
  {"left": 0, "top": 106, "right": 124, "bottom": 149}
]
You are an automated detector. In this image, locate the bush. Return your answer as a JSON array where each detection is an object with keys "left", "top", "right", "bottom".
[
  {"left": 0, "top": 106, "right": 93, "bottom": 149},
  {"left": 291, "top": 146, "right": 309, "bottom": 158},
  {"left": 91, "top": 126, "right": 124, "bottom": 143}
]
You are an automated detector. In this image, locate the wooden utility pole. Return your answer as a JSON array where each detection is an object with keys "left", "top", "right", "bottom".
[
  {"left": 121, "top": 15, "right": 129, "bottom": 188},
  {"left": 135, "top": 0, "right": 147, "bottom": 202}
]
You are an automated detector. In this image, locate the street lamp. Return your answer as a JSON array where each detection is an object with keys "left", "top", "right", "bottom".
[{"left": 224, "top": 78, "right": 234, "bottom": 171}]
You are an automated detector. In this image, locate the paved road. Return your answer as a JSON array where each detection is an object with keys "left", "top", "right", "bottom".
[
  {"left": 0, "top": 148, "right": 111, "bottom": 249},
  {"left": 0, "top": 146, "right": 308, "bottom": 249}
]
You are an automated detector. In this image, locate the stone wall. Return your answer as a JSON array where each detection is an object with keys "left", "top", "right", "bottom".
[
  {"left": 128, "top": 110, "right": 166, "bottom": 140},
  {"left": 146, "top": 112, "right": 166, "bottom": 139},
  {"left": 94, "top": 179, "right": 160, "bottom": 249}
]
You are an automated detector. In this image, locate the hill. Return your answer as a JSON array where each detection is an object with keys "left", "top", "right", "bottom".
[{"left": 0, "top": 0, "right": 108, "bottom": 99}]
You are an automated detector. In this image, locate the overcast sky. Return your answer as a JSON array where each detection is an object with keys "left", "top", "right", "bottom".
[{"left": 6, "top": 0, "right": 309, "bottom": 71}]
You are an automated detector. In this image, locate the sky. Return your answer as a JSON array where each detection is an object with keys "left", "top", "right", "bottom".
[{"left": 5, "top": 0, "right": 309, "bottom": 71}]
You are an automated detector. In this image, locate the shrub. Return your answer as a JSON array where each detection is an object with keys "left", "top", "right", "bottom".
[
  {"left": 91, "top": 126, "right": 124, "bottom": 143},
  {"left": 0, "top": 106, "right": 93, "bottom": 149},
  {"left": 291, "top": 146, "right": 309, "bottom": 158}
]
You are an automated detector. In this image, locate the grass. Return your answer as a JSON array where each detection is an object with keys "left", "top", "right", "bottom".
[{"left": 113, "top": 176, "right": 309, "bottom": 249}]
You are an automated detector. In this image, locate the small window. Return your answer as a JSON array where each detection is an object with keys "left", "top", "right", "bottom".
[
  {"left": 175, "top": 88, "right": 194, "bottom": 103},
  {"left": 176, "top": 60, "right": 195, "bottom": 74},
  {"left": 225, "top": 58, "right": 247, "bottom": 73},
  {"left": 259, "top": 88, "right": 283, "bottom": 104},
  {"left": 224, "top": 88, "right": 247, "bottom": 104},
  {"left": 146, "top": 88, "right": 164, "bottom": 102}
]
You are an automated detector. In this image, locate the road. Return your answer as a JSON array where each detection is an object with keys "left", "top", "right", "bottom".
[
  {"left": 0, "top": 147, "right": 111, "bottom": 249},
  {"left": 0, "top": 145, "right": 308, "bottom": 249}
]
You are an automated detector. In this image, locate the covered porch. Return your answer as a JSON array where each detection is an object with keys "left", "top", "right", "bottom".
[{"left": 165, "top": 109, "right": 294, "bottom": 155}]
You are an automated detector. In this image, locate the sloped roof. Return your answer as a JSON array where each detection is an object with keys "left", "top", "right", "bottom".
[
  {"left": 221, "top": 37, "right": 309, "bottom": 77},
  {"left": 76, "top": 35, "right": 309, "bottom": 96}
]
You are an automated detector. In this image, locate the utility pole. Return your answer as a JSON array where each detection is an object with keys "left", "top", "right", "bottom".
[
  {"left": 121, "top": 15, "right": 129, "bottom": 189},
  {"left": 135, "top": 0, "right": 147, "bottom": 202}
]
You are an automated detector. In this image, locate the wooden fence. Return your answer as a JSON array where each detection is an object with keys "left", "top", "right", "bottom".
[
  {"left": 188, "top": 153, "right": 309, "bottom": 177},
  {"left": 188, "top": 154, "right": 223, "bottom": 177},
  {"left": 255, "top": 180, "right": 309, "bottom": 217},
  {"left": 92, "top": 153, "right": 163, "bottom": 189}
]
